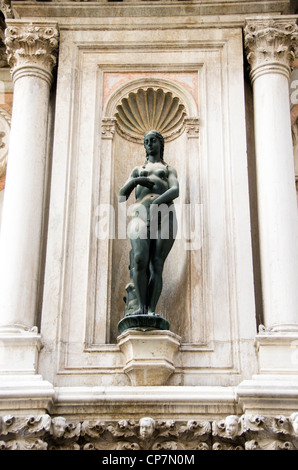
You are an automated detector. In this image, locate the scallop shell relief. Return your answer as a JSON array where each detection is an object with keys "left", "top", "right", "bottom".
[{"left": 115, "top": 87, "right": 187, "bottom": 143}]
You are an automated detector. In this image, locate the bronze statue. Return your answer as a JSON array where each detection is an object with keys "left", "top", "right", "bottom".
[{"left": 118, "top": 130, "right": 179, "bottom": 332}]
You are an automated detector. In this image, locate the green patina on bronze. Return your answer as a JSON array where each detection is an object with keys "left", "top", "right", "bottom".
[{"left": 118, "top": 130, "right": 179, "bottom": 334}]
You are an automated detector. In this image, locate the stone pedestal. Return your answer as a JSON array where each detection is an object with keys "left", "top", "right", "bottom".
[{"left": 117, "top": 329, "right": 181, "bottom": 386}]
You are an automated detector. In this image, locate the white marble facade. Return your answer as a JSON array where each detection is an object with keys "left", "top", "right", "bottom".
[{"left": 0, "top": 0, "right": 297, "bottom": 450}]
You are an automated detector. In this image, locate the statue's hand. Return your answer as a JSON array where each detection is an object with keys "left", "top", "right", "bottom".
[{"left": 134, "top": 177, "right": 154, "bottom": 189}]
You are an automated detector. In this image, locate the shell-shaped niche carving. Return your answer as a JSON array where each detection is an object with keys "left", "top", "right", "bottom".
[{"left": 115, "top": 87, "right": 187, "bottom": 143}]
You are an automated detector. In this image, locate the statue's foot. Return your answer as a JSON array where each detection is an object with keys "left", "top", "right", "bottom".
[{"left": 129, "top": 307, "right": 148, "bottom": 316}]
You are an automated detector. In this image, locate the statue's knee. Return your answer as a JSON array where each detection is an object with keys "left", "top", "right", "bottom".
[
  {"left": 134, "top": 253, "right": 147, "bottom": 271},
  {"left": 151, "top": 258, "right": 164, "bottom": 275}
]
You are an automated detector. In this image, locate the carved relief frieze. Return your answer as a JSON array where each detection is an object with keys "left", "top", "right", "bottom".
[
  {"left": 0, "top": 413, "right": 298, "bottom": 450},
  {"left": 4, "top": 22, "right": 59, "bottom": 76},
  {"left": 244, "top": 18, "right": 298, "bottom": 78}
]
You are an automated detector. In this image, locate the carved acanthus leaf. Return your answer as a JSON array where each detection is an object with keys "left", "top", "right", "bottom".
[
  {"left": 244, "top": 18, "right": 298, "bottom": 73},
  {"left": 0, "top": 414, "right": 297, "bottom": 450},
  {"left": 4, "top": 22, "right": 59, "bottom": 75}
]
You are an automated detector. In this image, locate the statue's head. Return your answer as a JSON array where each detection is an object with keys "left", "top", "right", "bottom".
[{"left": 144, "top": 130, "right": 164, "bottom": 161}]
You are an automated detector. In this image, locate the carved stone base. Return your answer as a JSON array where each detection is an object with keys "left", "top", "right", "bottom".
[
  {"left": 0, "top": 325, "right": 42, "bottom": 375},
  {"left": 256, "top": 330, "right": 298, "bottom": 375},
  {"left": 0, "top": 326, "right": 55, "bottom": 414},
  {"left": 117, "top": 329, "right": 181, "bottom": 386}
]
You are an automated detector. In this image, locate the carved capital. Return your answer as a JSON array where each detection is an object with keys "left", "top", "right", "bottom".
[
  {"left": 184, "top": 117, "right": 199, "bottom": 139},
  {"left": 4, "top": 21, "right": 59, "bottom": 81},
  {"left": 101, "top": 118, "right": 117, "bottom": 140},
  {"left": 244, "top": 18, "right": 298, "bottom": 81}
]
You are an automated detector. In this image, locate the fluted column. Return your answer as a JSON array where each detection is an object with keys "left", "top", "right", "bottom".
[{"left": 244, "top": 17, "right": 298, "bottom": 333}]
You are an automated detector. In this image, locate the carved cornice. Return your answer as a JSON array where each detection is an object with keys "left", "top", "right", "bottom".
[
  {"left": 4, "top": 21, "right": 59, "bottom": 83},
  {"left": 0, "top": 413, "right": 298, "bottom": 450},
  {"left": 244, "top": 18, "right": 298, "bottom": 82}
]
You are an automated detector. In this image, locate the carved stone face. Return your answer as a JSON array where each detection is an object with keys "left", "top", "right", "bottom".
[
  {"left": 225, "top": 416, "right": 239, "bottom": 438},
  {"left": 139, "top": 417, "right": 155, "bottom": 439},
  {"left": 51, "top": 417, "right": 67, "bottom": 438}
]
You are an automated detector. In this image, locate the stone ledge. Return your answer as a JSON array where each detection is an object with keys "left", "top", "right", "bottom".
[{"left": 11, "top": 1, "right": 290, "bottom": 22}]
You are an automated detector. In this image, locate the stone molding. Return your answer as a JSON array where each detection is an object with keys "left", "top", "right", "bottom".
[
  {"left": 244, "top": 17, "right": 298, "bottom": 82},
  {"left": 4, "top": 21, "right": 59, "bottom": 83},
  {"left": 0, "top": 413, "right": 298, "bottom": 450}
]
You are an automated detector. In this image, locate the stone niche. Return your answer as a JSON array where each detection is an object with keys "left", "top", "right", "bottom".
[{"left": 39, "top": 24, "right": 258, "bottom": 388}]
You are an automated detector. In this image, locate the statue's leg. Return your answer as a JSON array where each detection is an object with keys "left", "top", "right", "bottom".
[
  {"left": 130, "top": 236, "right": 150, "bottom": 314},
  {"left": 148, "top": 234, "right": 175, "bottom": 315}
]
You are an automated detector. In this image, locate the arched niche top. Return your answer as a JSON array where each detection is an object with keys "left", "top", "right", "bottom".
[{"left": 103, "top": 78, "right": 198, "bottom": 143}]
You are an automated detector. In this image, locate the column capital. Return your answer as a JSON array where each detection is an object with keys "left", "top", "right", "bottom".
[
  {"left": 244, "top": 17, "right": 298, "bottom": 81},
  {"left": 101, "top": 117, "right": 117, "bottom": 140},
  {"left": 184, "top": 117, "right": 200, "bottom": 139},
  {"left": 4, "top": 21, "right": 59, "bottom": 84}
]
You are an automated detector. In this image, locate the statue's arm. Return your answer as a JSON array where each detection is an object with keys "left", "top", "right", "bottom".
[
  {"left": 118, "top": 168, "right": 154, "bottom": 202},
  {"left": 152, "top": 167, "right": 179, "bottom": 205},
  {"left": 118, "top": 169, "right": 138, "bottom": 202}
]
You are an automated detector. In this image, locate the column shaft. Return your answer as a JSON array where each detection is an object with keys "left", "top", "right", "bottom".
[
  {"left": 0, "top": 74, "right": 50, "bottom": 328},
  {"left": 0, "top": 22, "right": 59, "bottom": 331},
  {"left": 245, "top": 17, "right": 298, "bottom": 332},
  {"left": 253, "top": 71, "right": 298, "bottom": 330}
]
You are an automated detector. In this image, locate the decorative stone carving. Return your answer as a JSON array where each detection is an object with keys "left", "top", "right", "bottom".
[
  {"left": 115, "top": 87, "right": 186, "bottom": 143},
  {"left": 244, "top": 18, "right": 298, "bottom": 80},
  {"left": 0, "top": 414, "right": 298, "bottom": 450},
  {"left": 101, "top": 117, "right": 117, "bottom": 140},
  {"left": 184, "top": 117, "right": 200, "bottom": 138},
  {"left": 81, "top": 417, "right": 211, "bottom": 451},
  {"left": 4, "top": 22, "right": 59, "bottom": 78},
  {"left": 0, "top": 108, "right": 10, "bottom": 180},
  {"left": 0, "top": 0, "right": 13, "bottom": 20},
  {"left": 0, "top": 14, "right": 7, "bottom": 67}
]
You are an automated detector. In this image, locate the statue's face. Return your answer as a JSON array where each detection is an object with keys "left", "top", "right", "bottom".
[{"left": 144, "top": 133, "right": 161, "bottom": 158}]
